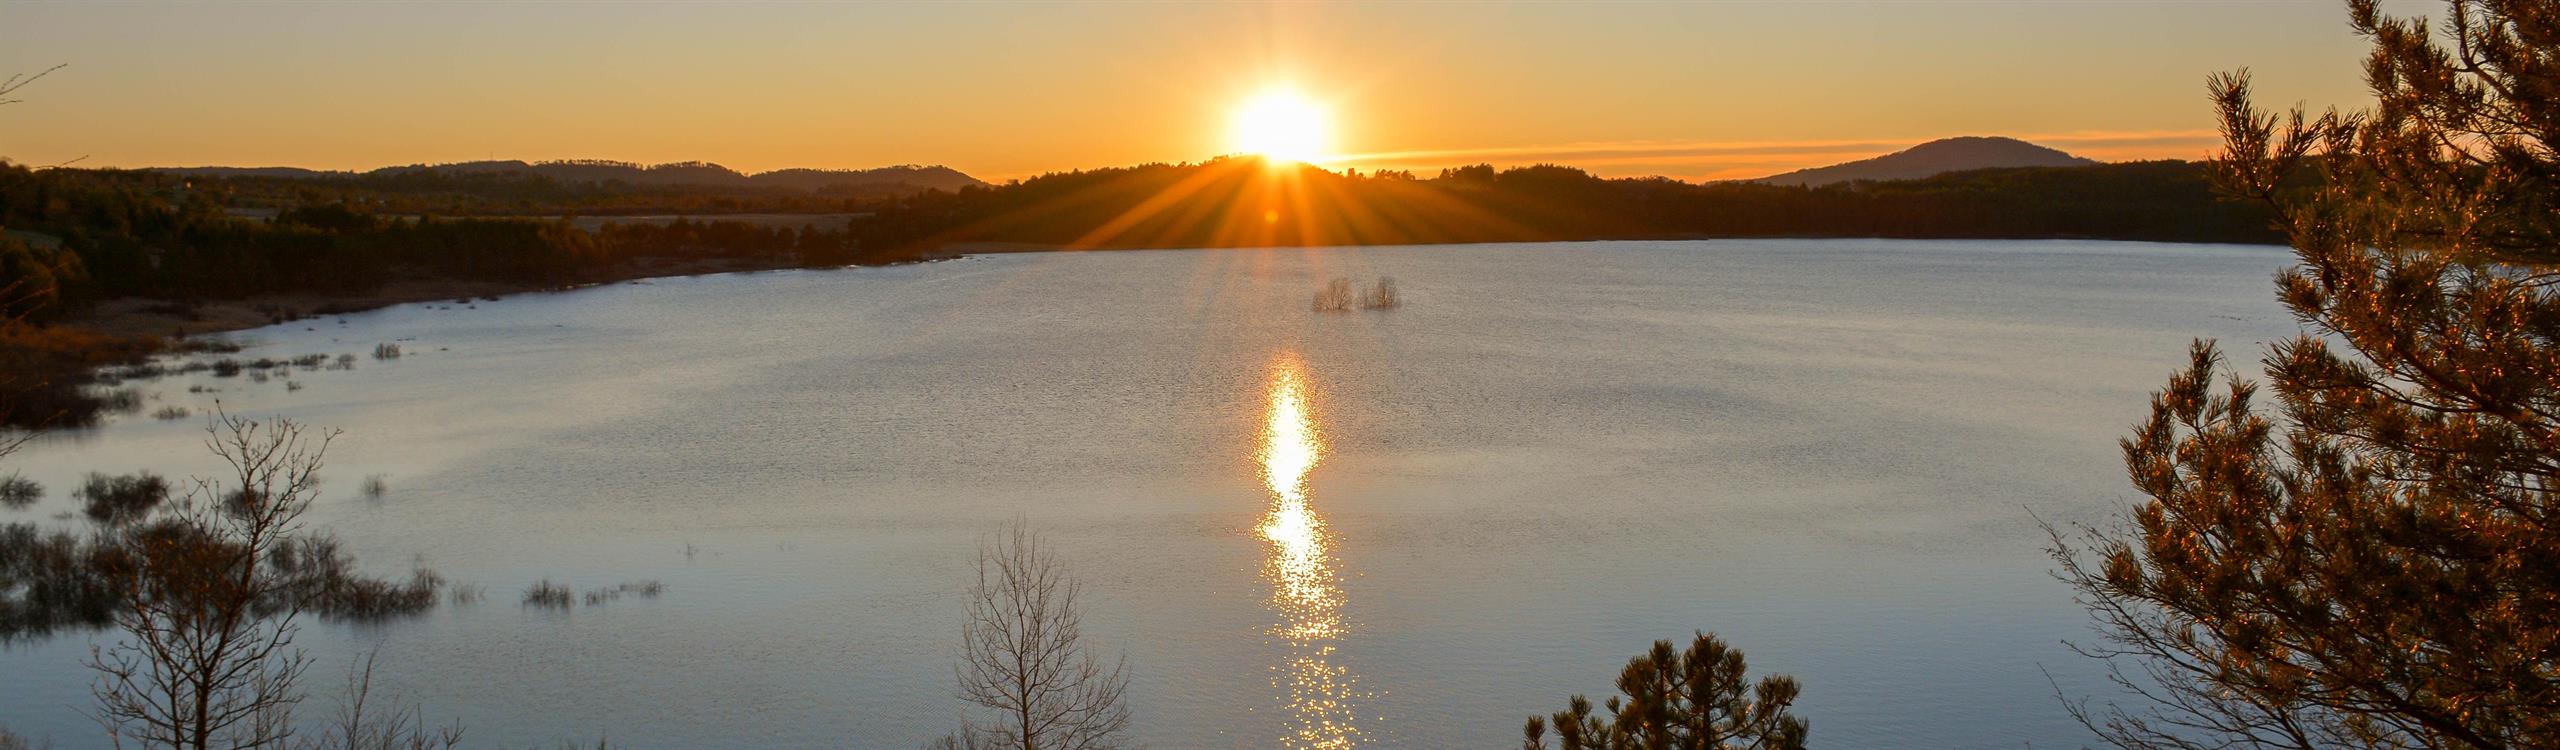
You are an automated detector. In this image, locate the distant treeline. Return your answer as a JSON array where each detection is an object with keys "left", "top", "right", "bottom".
[
  {"left": 157, "top": 159, "right": 983, "bottom": 215},
  {"left": 180, "top": 166, "right": 903, "bottom": 216},
  {"left": 854, "top": 157, "right": 2284, "bottom": 254},
  {"left": 0, "top": 163, "right": 935, "bottom": 317},
  {"left": 0, "top": 155, "right": 2281, "bottom": 320}
]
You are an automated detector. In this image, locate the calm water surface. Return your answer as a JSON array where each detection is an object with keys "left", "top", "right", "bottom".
[{"left": 0, "top": 240, "right": 2300, "bottom": 748}]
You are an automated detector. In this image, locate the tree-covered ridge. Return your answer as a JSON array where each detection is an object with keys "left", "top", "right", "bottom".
[
  {"left": 855, "top": 157, "right": 2281, "bottom": 254},
  {"left": 0, "top": 152, "right": 2281, "bottom": 321},
  {"left": 0, "top": 163, "right": 941, "bottom": 308},
  {"left": 153, "top": 159, "right": 986, "bottom": 202}
]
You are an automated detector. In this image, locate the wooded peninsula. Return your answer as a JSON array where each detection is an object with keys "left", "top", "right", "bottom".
[{"left": 0, "top": 154, "right": 2279, "bottom": 430}]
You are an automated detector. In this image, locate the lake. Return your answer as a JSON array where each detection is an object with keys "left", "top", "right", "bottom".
[{"left": 0, "top": 239, "right": 2301, "bottom": 748}]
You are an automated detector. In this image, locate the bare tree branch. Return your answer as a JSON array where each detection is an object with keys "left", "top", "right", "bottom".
[{"left": 944, "top": 522, "right": 1129, "bottom": 750}]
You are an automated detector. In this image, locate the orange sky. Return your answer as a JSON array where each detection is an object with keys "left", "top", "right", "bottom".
[{"left": 0, "top": 1, "right": 2419, "bottom": 183}]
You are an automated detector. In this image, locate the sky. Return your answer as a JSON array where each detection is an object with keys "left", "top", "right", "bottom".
[{"left": 0, "top": 1, "right": 2429, "bottom": 183}]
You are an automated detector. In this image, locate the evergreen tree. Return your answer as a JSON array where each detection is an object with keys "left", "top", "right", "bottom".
[
  {"left": 2054, "top": 2, "right": 2560, "bottom": 747},
  {"left": 1520, "top": 632, "right": 1807, "bottom": 750}
]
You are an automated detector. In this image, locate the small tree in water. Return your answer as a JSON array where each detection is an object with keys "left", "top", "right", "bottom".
[
  {"left": 940, "top": 522, "right": 1130, "bottom": 750},
  {"left": 1520, "top": 632, "right": 1807, "bottom": 750},
  {"left": 2053, "top": 1, "right": 2560, "bottom": 747},
  {"left": 88, "top": 411, "right": 337, "bottom": 749}
]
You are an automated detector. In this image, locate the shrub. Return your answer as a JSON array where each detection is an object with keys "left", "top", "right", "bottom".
[
  {"left": 73, "top": 472, "right": 168, "bottom": 525},
  {"left": 1361, "top": 277, "right": 1400, "bottom": 310},
  {"left": 1313, "top": 277, "right": 1354, "bottom": 312},
  {"left": 0, "top": 474, "right": 39, "bottom": 509}
]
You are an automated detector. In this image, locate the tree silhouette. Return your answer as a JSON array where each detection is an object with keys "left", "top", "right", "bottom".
[
  {"left": 1521, "top": 632, "right": 1808, "bottom": 750},
  {"left": 941, "top": 522, "right": 1130, "bottom": 750},
  {"left": 2052, "top": 2, "right": 2560, "bottom": 748},
  {"left": 89, "top": 412, "right": 337, "bottom": 749}
]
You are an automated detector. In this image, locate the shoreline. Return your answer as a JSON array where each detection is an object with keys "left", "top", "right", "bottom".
[
  {"left": 54, "top": 233, "right": 2274, "bottom": 342},
  {"left": 62, "top": 256, "right": 872, "bottom": 341},
  {"left": 64, "top": 243, "right": 1093, "bottom": 341}
]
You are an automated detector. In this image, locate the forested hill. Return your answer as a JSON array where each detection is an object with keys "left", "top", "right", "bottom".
[
  {"left": 0, "top": 155, "right": 2278, "bottom": 320},
  {"left": 0, "top": 154, "right": 2279, "bottom": 425},
  {"left": 1751, "top": 136, "right": 2099, "bottom": 187},
  {"left": 852, "top": 157, "right": 2280, "bottom": 253},
  {"left": 151, "top": 160, "right": 986, "bottom": 195}
]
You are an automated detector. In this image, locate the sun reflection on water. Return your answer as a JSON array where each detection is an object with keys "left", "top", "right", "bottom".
[{"left": 1258, "top": 357, "right": 1364, "bottom": 748}]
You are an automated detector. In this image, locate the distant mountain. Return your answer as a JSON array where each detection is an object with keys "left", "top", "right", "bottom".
[
  {"left": 151, "top": 160, "right": 988, "bottom": 193},
  {"left": 1751, "top": 136, "right": 2097, "bottom": 187}
]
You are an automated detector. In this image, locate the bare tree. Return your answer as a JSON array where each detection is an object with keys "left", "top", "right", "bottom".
[
  {"left": 89, "top": 411, "right": 338, "bottom": 749},
  {"left": 944, "top": 522, "right": 1130, "bottom": 750},
  {"left": 0, "top": 64, "right": 65, "bottom": 107}
]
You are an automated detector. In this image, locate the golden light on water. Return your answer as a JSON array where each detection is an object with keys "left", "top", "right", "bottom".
[{"left": 1257, "top": 357, "right": 1364, "bottom": 748}]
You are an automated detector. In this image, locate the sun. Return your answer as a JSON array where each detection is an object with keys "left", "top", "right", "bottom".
[{"left": 1231, "top": 89, "right": 1330, "bottom": 164}]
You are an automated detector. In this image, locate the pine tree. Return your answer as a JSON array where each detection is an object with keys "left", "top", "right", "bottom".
[
  {"left": 1520, "top": 632, "right": 1807, "bottom": 750},
  {"left": 2053, "top": 2, "right": 2560, "bottom": 748}
]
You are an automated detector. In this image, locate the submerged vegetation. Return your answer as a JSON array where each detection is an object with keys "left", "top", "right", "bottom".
[
  {"left": 1313, "top": 276, "right": 1400, "bottom": 312},
  {"left": 580, "top": 581, "right": 665, "bottom": 607},
  {"left": 521, "top": 579, "right": 573, "bottom": 610},
  {"left": 0, "top": 414, "right": 446, "bottom": 642}
]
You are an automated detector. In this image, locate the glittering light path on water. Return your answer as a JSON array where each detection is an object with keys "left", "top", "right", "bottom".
[{"left": 1258, "top": 356, "right": 1363, "bottom": 749}]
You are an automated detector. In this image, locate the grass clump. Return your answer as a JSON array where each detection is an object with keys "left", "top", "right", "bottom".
[
  {"left": 95, "top": 387, "right": 144, "bottom": 414},
  {"left": 150, "top": 405, "right": 190, "bottom": 421},
  {"left": 581, "top": 580, "right": 666, "bottom": 606},
  {"left": 522, "top": 579, "right": 572, "bottom": 609},
  {"left": 360, "top": 474, "right": 389, "bottom": 500},
  {"left": 372, "top": 342, "right": 402, "bottom": 360}
]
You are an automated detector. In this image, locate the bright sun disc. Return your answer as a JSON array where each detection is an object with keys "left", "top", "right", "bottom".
[{"left": 1232, "top": 90, "right": 1329, "bottom": 164}]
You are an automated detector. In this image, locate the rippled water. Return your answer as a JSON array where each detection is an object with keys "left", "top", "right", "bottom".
[{"left": 0, "top": 239, "right": 2301, "bottom": 748}]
